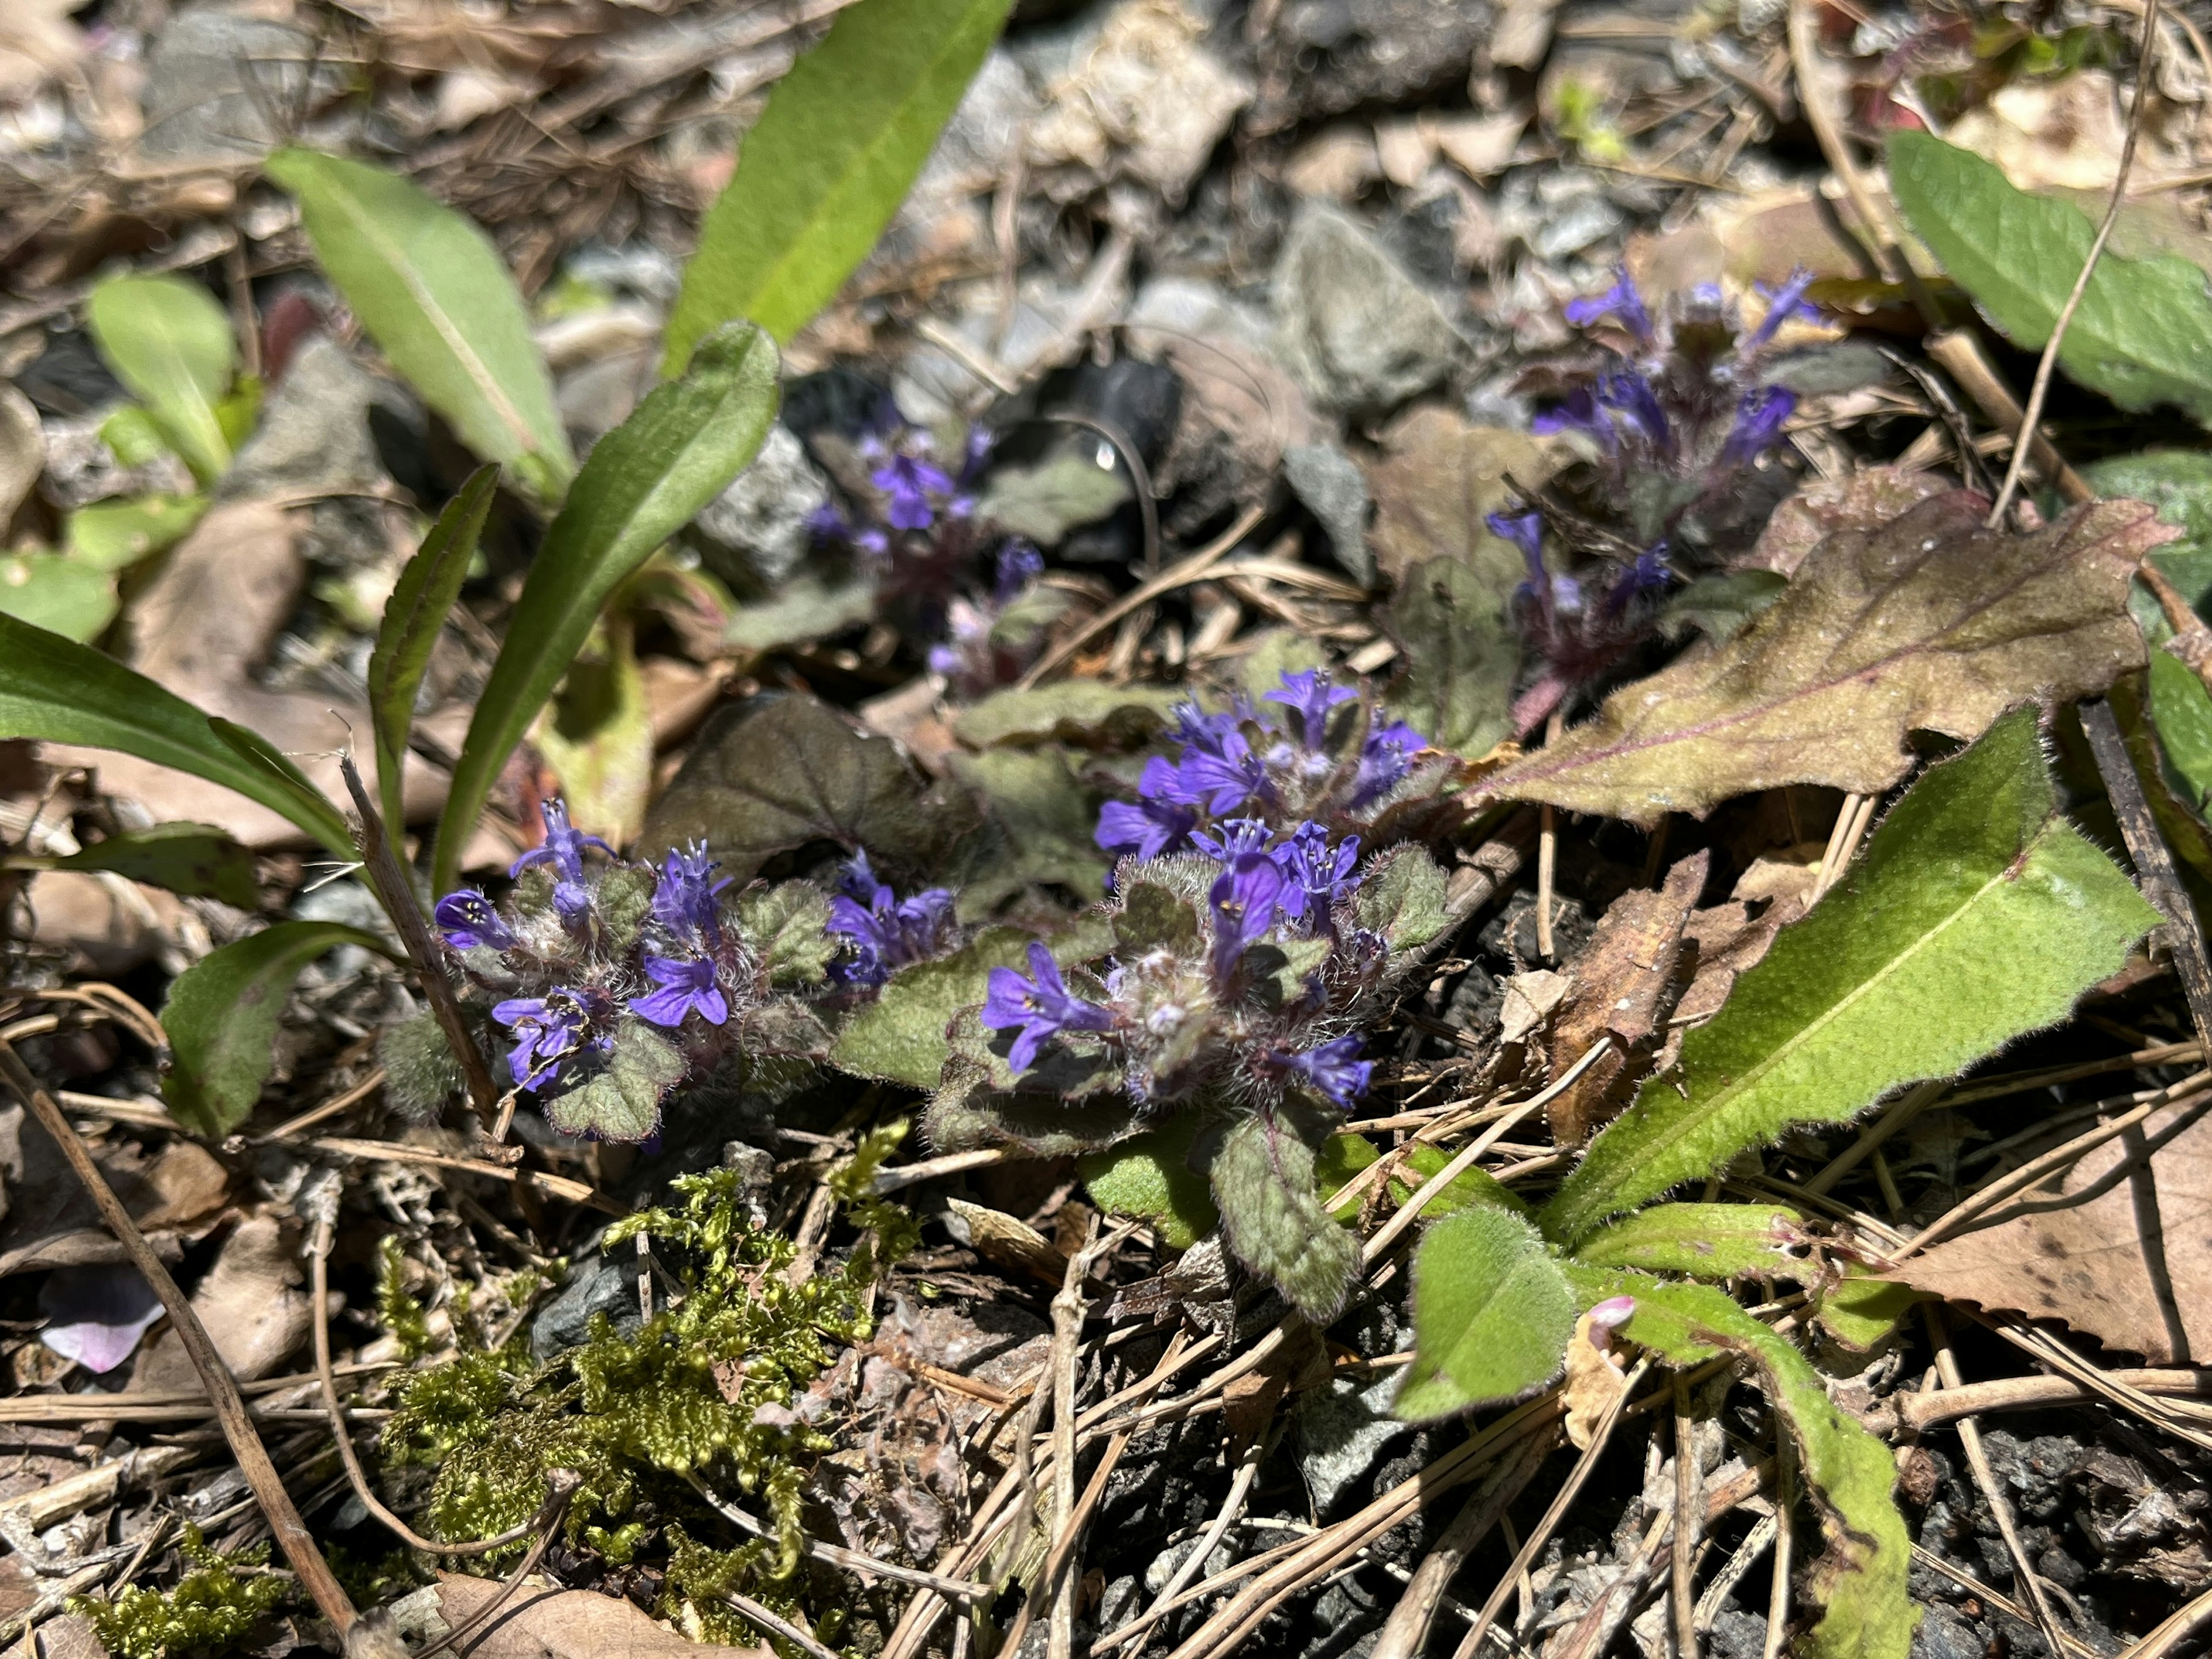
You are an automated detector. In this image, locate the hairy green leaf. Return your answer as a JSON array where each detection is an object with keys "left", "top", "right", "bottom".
[
  {"left": 1210, "top": 1114, "right": 1360, "bottom": 1321},
  {"left": 1081, "top": 1116, "right": 1218, "bottom": 1249},
  {"left": 736, "top": 882, "right": 839, "bottom": 987},
  {"left": 2081, "top": 451, "right": 2212, "bottom": 609},
  {"left": 64, "top": 493, "right": 205, "bottom": 572},
  {"left": 2149, "top": 652, "right": 2212, "bottom": 809},
  {"left": 1353, "top": 843, "right": 1454, "bottom": 955},
  {"left": 21, "top": 823, "right": 261, "bottom": 909},
  {"left": 953, "top": 681, "right": 1185, "bottom": 749},
  {"left": 86, "top": 274, "right": 237, "bottom": 486},
  {"left": 543, "top": 1019, "right": 685, "bottom": 1142},
  {"left": 265, "top": 149, "right": 573, "bottom": 498},
  {"left": 1387, "top": 1143, "right": 1531, "bottom": 1219},
  {"left": 1888, "top": 131, "right": 2212, "bottom": 425},
  {"left": 434, "top": 323, "right": 778, "bottom": 891},
  {"left": 948, "top": 746, "right": 1111, "bottom": 902},
  {"left": 664, "top": 0, "right": 1014, "bottom": 363},
  {"left": 0, "top": 615, "right": 353, "bottom": 856},
  {"left": 1543, "top": 708, "right": 2159, "bottom": 1244},
  {"left": 1814, "top": 1271, "right": 1926, "bottom": 1351},
  {"left": 1565, "top": 1267, "right": 1914, "bottom": 1659},
  {"left": 369, "top": 465, "right": 496, "bottom": 846},
  {"left": 163, "top": 921, "right": 392, "bottom": 1136},
  {"left": 1570, "top": 1203, "right": 1807, "bottom": 1281},
  {"left": 1385, "top": 556, "right": 1517, "bottom": 756},
  {"left": 1397, "top": 1204, "right": 1576, "bottom": 1419}
]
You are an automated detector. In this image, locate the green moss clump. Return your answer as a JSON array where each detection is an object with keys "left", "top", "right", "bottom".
[
  {"left": 375, "top": 1236, "right": 434, "bottom": 1360},
  {"left": 73, "top": 1527, "right": 286, "bottom": 1659}
]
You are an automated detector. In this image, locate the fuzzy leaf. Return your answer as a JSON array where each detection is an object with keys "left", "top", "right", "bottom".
[
  {"left": 65, "top": 494, "right": 206, "bottom": 572},
  {"left": 647, "top": 690, "right": 978, "bottom": 887},
  {"left": 1888, "top": 132, "right": 2212, "bottom": 425},
  {"left": 1385, "top": 556, "right": 1518, "bottom": 756},
  {"left": 86, "top": 275, "right": 236, "bottom": 486},
  {"left": 1353, "top": 843, "right": 1453, "bottom": 953},
  {"left": 0, "top": 615, "right": 353, "bottom": 856},
  {"left": 2081, "top": 451, "right": 2212, "bottom": 608},
  {"left": 2149, "top": 652, "right": 2212, "bottom": 808},
  {"left": 1114, "top": 881, "right": 1203, "bottom": 956},
  {"left": 1814, "top": 1271, "right": 1926, "bottom": 1351},
  {"left": 1397, "top": 1204, "right": 1577, "bottom": 1419},
  {"left": 947, "top": 747, "right": 1110, "bottom": 902},
  {"left": 926, "top": 1043, "right": 1138, "bottom": 1155},
  {"left": 543, "top": 1020, "right": 684, "bottom": 1142},
  {"left": 1541, "top": 709, "right": 2160, "bottom": 1244},
  {"left": 162, "top": 921, "right": 392, "bottom": 1137},
  {"left": 266, "top": 149, "right": 573, "bottom": 497},
  {"left": 1569, "top": 1203, "right": 1808, "bottom": 1281},
  {"left": 663, "top": 0, "right": 1013, "bottom": 363},
  {"left": 953, "top": 682, "right": 1185, "bottom": 749},
  {"left": 1387, "top": 1143, "right": 1531, "bottom": 1218},
  {"left": 1565, "top": 1266, "right": 1914, "bottom": 1659},
  {"left": 1484, "top": 493, "right": 2161, "bottom": 826},
  {"left": 369, "top": 465, "right": 496, "bottom": 842},
  {"left": 1210, "top": 1115, "right": 1361, "bottom": 1321},
  {"left": 31, "top": 824, "right": 260, "bottom": 909},
  {"left": 1080, "top": 1115, "right": 1218, "bottom": 1248},
  {"left": 736, "top": 882, "right": 839, "bottom": 986},
  {"left": 435, "top": 323, "right": 779, "bottom": 891}
]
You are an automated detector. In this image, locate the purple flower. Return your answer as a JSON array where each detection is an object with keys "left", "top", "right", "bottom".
[
  {"left": 1599, "top": 370, "right": 1671, "bottom": 453},
  {"left": 1351, "top": 715, "right": 1427, "bottom": 806},
  {"left": 994, "top": 540, "right": 1043, "bottom": 603},
  {"left": 434, "top": 889, "right": 514, "bottom": 952},
  {"left": 1281, "top": 1034, "right": 1373, "bottom": 1108},
  {"left": 1532, "top": 385, "right": 1615, "bottom": 450},
  {"left": 805, "top": 500, "right": 888, "bottom": 559},
  {"left": 1719, "top": 386, "right": 1796, "bottom": 467},
  {"left": 1745, "top": 269, "right": 1820, "bottom": 350},
  {"left": 1274, "top": 823, "right": 1361, "bottom": 923},
  {"left": 873, "top": 452, "right": 956, "bottom": 532},
  {"left": 1192, "top": 817, "right": 1275, "bottom": 861},
  {"left": 1563, "top": 270, "right": 1654, "bottom": 343},
  {"left": 630, "top": 953, "right": 730, "bottom": 1028},
  {"left": 1263, "top": 669, "right": 1356, "bottom": 750},
  {"left": 1176, "top": 731, "right": 1267, "bottom": 816},
  {"left": 1097, "top": 794, "right": 1198, "bottom": 863},
  {"left": 828, "top": 851, "right": 958, "bottom": 986},
  {"left": 39, "top": 1265, "right": 164, "bottom": 1374},
  {"left": 1600, "top": 545, "right": 1673, "bottom": 615},
  {"left": 1208, "top": 854, "right": 1284, "bottom": 983},
  {"left": 653, "top": 842, "right": 729, "bottom": 941},
  {"left": 982, "top": 942, "right": 1116, "bottom": 1071},
  {"left": 493, "top": 987, "right": 605, "bottom": 1090},
  {"left": 1170, "top": 702, "right": 1248, "bottom": 757},
  {"left": 1487, "top": 510, "right": 1544, "bottom": 570},
  {"left": 512, "top": 799, "right": 612, "bottom": 925}
]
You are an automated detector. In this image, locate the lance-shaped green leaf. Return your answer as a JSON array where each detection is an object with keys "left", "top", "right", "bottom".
[
  {"left": 265, "top": 149, "right": 572, "bottom": 498},
  {"left": 86, "top": 274, "right": 237, "bottom": 486},
  {"left": 1565, "top": 1266, "right": 1914, "bottom": 1659},
  {"left": 369, "top": 465, "right": 496, "bottom": 849},
  {"left": 1888, "top": 131, "right": 2212, "bottom": 426},
  {"left": 1570, "top": 1203, "right": 1808, "bottom": 1281},
  {"left": 664, "top": 0, "right": 1014, "bottom": 364},
  {"left": 163, "top": 921, "right": 394, "bottom": 1137},
  {"left": 0, "top": 614, "right": 353, "bottom": 856},
  {"left": 1542, "top": 709, "right": 2160, "bottom": 1244},
  {"left": 1397, "top": 1203, "right": 1577, "bottom": 1420},
  {"left": 1211, "top": 1114, "right": 1360, "bottom": 1322},
  {"left": 433, "top": 323, "right": 778, "bottom": 892},
  {"left": 10, "top": 823, "right": 260, "bottom": 908}
]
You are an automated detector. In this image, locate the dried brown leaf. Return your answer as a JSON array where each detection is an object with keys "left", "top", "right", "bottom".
[
  {"left": 1363, "top": 405, "right": 1563, "bottom": 584},
  {"left": 427, "top": 1575, "right": 772, "bottom": 1659},
  {"left": 1740, "top": 466, "right": 1950, "bottom": 577},
  {"left": 132, "top": 1214, "right": 310, "bottom": 1389},
  {"left": 1891, "top": 1096, "right": 2212, "bottom": 1363},
  {"left": 1485, "top": 492, "right": 2164, "bottom": 827}
]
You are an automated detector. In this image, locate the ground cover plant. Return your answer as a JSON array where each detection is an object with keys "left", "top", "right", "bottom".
[{"left": 3, "top": 2, "right": 2212, "bottom": 1659}]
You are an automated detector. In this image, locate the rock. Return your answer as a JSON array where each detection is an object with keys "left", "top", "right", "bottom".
[
  {"left": 138, "top": 10, "right": 346, "bottom": 167},
  {"left": 24, "top": 870, "right": 188, "bottom": 976},
  {"left": 1251, "top": 0, "right": 1498, "bottom": 133},
  {"left": 1709, "top": 1610, "right": 1766, "bottom": 1659},
  {"left": 1271, "top": 203, "right": 1463, "bottom": 418},
  {"left": 1282, "top": 443, "right": 1372, "bottom": 585},
  {"left": 222, "top": 335, "right": 392, "bottom": 502},
  {"left": 1295, "top": 1368, "right": 1414, "bottom": 1514},
  {"left": 693, "top": 424, "right": 831, "bottom": 592},
  {"left": 532, "top": 1252, "right": 642, "bottom": 1361}
]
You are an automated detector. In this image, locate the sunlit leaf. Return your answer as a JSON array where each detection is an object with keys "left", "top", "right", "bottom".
[
  {"left": 1569, "top": 1203, "right": 1808, "bottom": 1281},
  {"left": 2149, "top": 652, "right": 2212, "bottom": 809},
  {"left": 1210, "top": 1113, "right": 1360, "bottom": 1322},
  {"left": 86, "top": 275, "right": 236, "bottom": 486},
  {"left": 1080, "top": 1115, "right": 1218, "bottom": 1248},
  {"left": 25, "top": 823, "right": 261, "bottom": 909},
  {"left": 0, "top": 550, "right": 117, "bottom": 641},
  {"left": 1397, "top": 1203, "right": 1576, "bottom": 1419},
  {"left": 533, "top": 615, "right": 654, "bottom": 847},
  {"left": 64, "top": 494, "right": 206, "bottom": 573}
]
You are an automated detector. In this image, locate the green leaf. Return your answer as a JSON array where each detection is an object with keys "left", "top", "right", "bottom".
[
  {"left": 1387, "top": 1143, "right": 1531, "bottom": 1219},
  {"left": 1564, "top": 1267, "right": 1915, "bottom": 1659},
  {"left": 1353, "top": 843, "right": 1454, "bottom": 955},
  {"left": 162, "top": 921, "right": 392, "bottom": 1136},
  {"left": 663, "top": 0, "right": 1014, "bottom": 363},
  {"left": 1541, "top": 708, "right": 2159, "bottom": 1245},
  {"left": 2149, "top": 650, "right": 2212, "bottom": 808},
  {"left": 1888, "top": 131, "right": 2212, "bottom": 425},
  {"left": 1814, "top": 1271, "right": 1927, "bottom": 1351},
  {"left": 264, "top": 149, "right": 573, "bottom": 497},
  {"left": 1080, "top": 1115, "right": 1218, "bottom": 1248},
  {"left": 1570, "top": 1203, "right": 1808, "bottom": 1281},
  {"left": 369, "top": 465, "right": 496, "bottom": 844},
  {"left": 28, "top": 823, "right": 260, "bottom": 908},
  {"left": 2082, "top": 451, "right": 2212, "bottom": 609},
  {"left": 533, "top": 616, "right": 654, "bottom": 849},
  {"left": 1657, "top": 569, "right": 1789, "bottom": 644},
  {"left": 64, "top": 493, "right": 206, "bottom": 572},
  {"left": 830, "top": 921, "right": 1112, "bottom": 1089},
  {"left": 1315, "top": 1130, "right": 1380, "bottom": 1220},
  {"left": 86, "top": 275, "right": 237, "bottom": 486},
  {"left": 98, "top": 405, "right": 169, "bottom": 470},
  {"left": 543, "top": 1019, "right": 684, "bottom": 1142},
  {"left": 1397, "top": 1204, "right": 1577, "bottom": 1419},
  {"left": 434, "top": 323, "right": 779, "bottom": 892},
  {"left": 973, "top": 447, "right": 1131, "bottom": 544},
  {"left": 735, "top": 881, "right": 839, "bottom": 987},
  {"left": 1384, "top": 556, "right": 1518, "bottom": 756},
  {"left": 0, "top": 614, "right": 353, "bottom": 857},
  {"left": 1210, "top": 1114, "right": 1361, "bottom": 1321},
  {"left": 947, "top": 747, "right": 1110, "bottom": 902},
  {"left": 722, "top": 573, "right": 880, "bottom": 652},
  {"left": 0, "top": 551, "right": 118, "bottom": 642},
  {"left": 952, "top": 681, "right": 1185, "bottom": 749}
]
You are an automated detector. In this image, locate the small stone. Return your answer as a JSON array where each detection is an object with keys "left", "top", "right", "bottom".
[
  {"left": 139, "top": 10, "right": 346, "bottom": 165},
  {"left": 1271, "top": 203, "right": 1464, "bottom": 417},
  {"left": 1295, "top": 1367, "right": 1414, "bottom": 1514},
  {"left": 1282, "top": 443, "right": 1373, "bottom": 585},
  {"left": 222, "top": 335, "right": 393, "bottom": 502},
  {"left": 693, "top": 424, "right": 830, "bottom": 592},
  {"left": 531, "top": 1252, "right": 642, "bottom": 1361}
]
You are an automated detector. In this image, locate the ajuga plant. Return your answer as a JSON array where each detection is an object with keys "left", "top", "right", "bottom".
[
  {"left": 1396, "top": 710, "right": 2160, "bottom": 1659},
  {"left": 1492, "top": 270, "right": 1825, "bottom": 734},
  {"left": 378, "top": 1153, "right": 908, "bottom": 1646}
]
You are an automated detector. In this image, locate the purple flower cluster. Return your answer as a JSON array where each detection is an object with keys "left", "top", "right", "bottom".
[
  {"left": 826, "top": 851, "right": 959, "bottom": 987},
  {"left": 1096, "top": 669, "right": 1428, "bottom": 866}
]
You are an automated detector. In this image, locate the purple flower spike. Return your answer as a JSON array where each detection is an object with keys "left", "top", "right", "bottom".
[
  {"left": 653, "top": 842, "right": 729, "bottom": 941},
  {"left": 512, "top": 799, "right": 613, "bottom": 885},
  {"left": 1599, "top": 370, "right": 1672, "bottom": 454},
  {"left": 873, "top": 453, "right": 956, "bottom": 532},
  {"left": 630, "top": 954, "right": 730, "bottom": 1028},
  {"left": 1720, "top": 385, "right": 1796, "bottom": 467},
  {"left": 1486, "top": 510, "right": 1546, "bottom": 574},
  {"left": 493, "top": 987, "right": 604, "bottom": 1090},
  {"left": 1351, "top": 714, "right": 1427, "bottom": 807},
  {"left": 1263, "top": 669, "right": 1357, "bottom": 750},
  {"left": 1192, "top": 818, "right": 1275, "bottom": 862},
  {"left": 1600, "top": 544, "right": 1673, "bottom": 616},
  {"left": 1279, "top": 1033, "right": 1373, "bottom": 1108},
  {"left": 434, "top": 888, "right": 514, "bottom": 952},
  {"left": 827, "top": 851, "right": 958, "bottom": 986},
  {"left": 1274, "top": 823, "right": 1362, "bottom": 923},
  {"left": 1096, "top": 795, "right": 1198, "bottom": 863},
  {"left": 1532, "top": 385, "right": 1616, "bottom": 450},
  {"left": 982, "top": 942, "right": 1116, "bottom": 1072},
  {"left": 1563, "top": 270, "right": 1654, "bottom": 343},
  {"left": 1209, "top": 853, "right": 1285, "bottom": 983},
  {"left": 1746, "top": 268, "right": 1821, "bottom": 350},
  {"left": 1177, "top": 730, "right": 1267, "bottom": 816},
  {"left": 994, "top": 539, "right": 1044, "bottom": 603}
]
